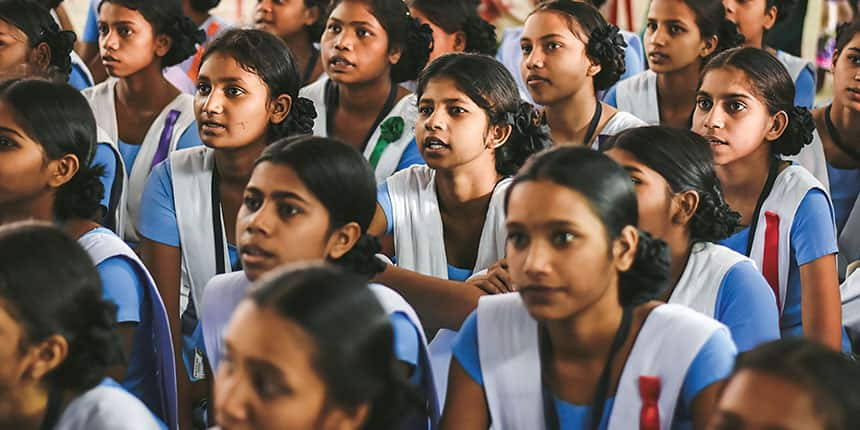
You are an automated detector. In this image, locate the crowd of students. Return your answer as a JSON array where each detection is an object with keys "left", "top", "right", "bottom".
[{"left": 0, "top": 0, "right": 858, "bottom": 429}]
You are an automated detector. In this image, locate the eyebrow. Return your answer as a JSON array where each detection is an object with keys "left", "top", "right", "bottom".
[
  {"left": 246, "top": 357, "right": 286, "bottom": 380},
  {"left": 98, "top": 20, "right": 136, "bottom": 26},
  {"left": 419, "top": 97, "right": 468, "bottom": 104},
  {"left": 623, "top": 166, "right": 643, "bottom": 174},
  {"left": 328, "top": 17, "right": 373, "bottom": 26},
  {"left": 201, "top": 76, "right": 247, "bottom": 85},
  {"left": 849, "top": 47, "right": 860, "bottom": 54},
  {"left": 0, "top": 126, "right": 24, "bottom": 138},
  {"left": 271, "top": 191, "right": 309, "bottom": 202}
]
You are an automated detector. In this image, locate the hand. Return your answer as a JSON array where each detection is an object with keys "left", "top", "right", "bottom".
[{"left": 467, "top": 259, "right": 513, "bottom": 295}]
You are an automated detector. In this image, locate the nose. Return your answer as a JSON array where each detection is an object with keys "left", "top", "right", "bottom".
[
  {"left": 723, "top": 0, "right": 736, "bottom": 16},
  {"left": 214, "top": 371, "right": 251, "bottom": 426},
  {"left": 100, "top": 28, "right": 118, "bottom": 53},
  {"left": 198, "top": 88, "right": 224, "bottom": 116},
  {"left": 422, "top": 106, "right": 443, "bottom": 131},
  {"left": 522, "top": 240, "right": 552, "bottom": 281},
  {"left": 333, "top": 29, "right": 354, "bottom": 51},
  {"left": 648, "top": 26, "right": 668, "bottom": 48},
  {"left": 242, "top": 201, "right": 274, "bottom": 237},
  {"left": 701, "top": 104, "right": 725, "bottom": 130},
  {"left": 523, "top": 46, "right": 544, "bottom": 71}
]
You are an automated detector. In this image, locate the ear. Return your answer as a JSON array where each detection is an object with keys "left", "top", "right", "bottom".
[
  {"left": 486, "top": 123, "right": 513, "bottom": 150},
  {"left": 612, "top": 225, "right": 639, "bottom": 273},
  {"left": 387, "top": 45, "right": 403, "bottom": 66},
  {"left": 154, "top": 33, "right": 173, "bottom": 59},
  {"left": 700, "top": 35, "right": 718, "bottom": 58},
  {"left": 763, "top": 4, "right": 778, "bottom": 31},
  {"left": 764, "top": 110, "right": 789, "bottom": 142},
  {"left": 47, "top": 154, "right": 80, "bottom": 189},
  {"left": 586, "top": 56, "right": 602, "bottom": 78},
  {"left": 325, "top": 221, "right": 362, "bottom": 260},
  {"left": 23, "top": 334, "right": 68, "bottom": 383},
  {"left": 670, "top": 190, "right": 700, "bottom": 227},
  {"left": 832, "top": 49, "right": 842, "bottom": 69},
  {"left": 269, "top": 94, "right": 293, "bottom": 126},
  {"left": 452, "top": 31, "right": 467, "bottom": 52},
  {"left": 320, "top": 403, "right": 370, "bottom": 430},
  {"left": 303, "top": 4, "right": 321, "bottom": 27},
  {"left": 29, "top": 42, "right": 52, "bottom": 72}
]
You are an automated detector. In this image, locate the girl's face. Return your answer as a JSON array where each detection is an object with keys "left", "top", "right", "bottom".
[
  {"left": 520, "top": 11, "right": 599, "bottom": 106},
  {"left": 708, "top": 369, "right": 827, "bottom": 430},
  {"left": 0, "top": 19, "right": 38, "bottom": 80},
  {"left": 409, "top": 8, "right": 463, "bottom": 64},
  {"left": 254, "top": 0, "right": 319, "bottom": 41},
  {"left": 216, "top": 301, "right": 366, "bottom": 430},
  {"left": 723, "top": 0, "right": 776, "bottom": 48},
  {"left": 320, "top": 1, "right": 401, "bottom": 85},
  {"left": 237, "top": 162, "right": 355, "bottom": 281},
  {"left": 692, "top": 66, "right": 785, "bottom": 166},
  {"left": 644, "top": 0, "right": 714, "bottom": 74},
  {"left": 195, "top": 52, "right": 290, "bottom": 150},
  {"left": 97, "top": 2, "right": 171, "bottom": 77},
  {"left": 416, "top": 77, "right": 508, "bottom": 172},
  {"left": 505, "top": 179, "right": 637, "bottom": 321},
  {"left": 832, "top": 34, "right": 860, "bottom": 112},
  {"left": 605, "top": 149, "right": 677, "bottom": 243}
]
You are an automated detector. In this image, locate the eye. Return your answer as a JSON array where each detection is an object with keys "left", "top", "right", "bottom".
[
  {"left": 551, "top": 231, "right": 575, "bottom": 246},
  {"left": 278, "top": 203, "right": 300, "bottom": 219},
  {"left": 97, "top": 23, "right": 108, "bottom": 36},
  {"left": 0, "top": 136, "right": 17, "bottom": 150},
  {"left": 546, "top": 41, "right": 561, "bottom": 51},
  {"left": 696, "top": 97, "right": 713, "bottom": 111},
  {"left": 327, "top": 23, "right": 342, "bottom": 33},
  {"left": 520, "top": 43, "right": 532, "bottom": 54},
  {"left": 225, "top": 86, "right": 244, "bottom": 97},
  {"left": 629, "top": 175, "right": 643, "bottom": 185},
  {"left": 196, "top": 82, "right": 211, "bottom": 96},
  {"left": 251, "top": 369, "right": 291, "bottom": 400},
  {"left": 117, "top": 26, "right": 132, "bottom": 37},
  {"left": 645, "top": 22, "right": 657, "bottom": 32},
  {"left": 418, "top": 105, "right": 433, "bottom": 116},
  {"left": 356, "top": 28, "right": 370, "bottom": 38},
  {"left": 506, "top": 231, "right": 529, "bottom": 249},
  {"left": 669, "top": 24, "right": 684, "bottom": 34},
  {"left": 448, "top": 106, "right": 467, "bottom": 115},
  {"left": 726, "top": 101, "right": 746, "bottom": 113},
  {"left": 243, "top": 194, "right": 262, "bottom": 212},
  {"left": 848, "top": 54, "right": 860, "bottom": 66}
]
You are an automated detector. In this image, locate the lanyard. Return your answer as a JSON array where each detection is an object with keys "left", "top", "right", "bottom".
[
  {"left": 582, "top": 102, "right": 603, "bottom": 147},
  {"left": 302, "top": 47, "right": 320, "bottom": 86},
  {"left": 744, "top": 156, "right": 779, "bottom": 256},
  {"left": 325, "top": 79, "right": 399, "bottom": 151},
  {"left": 211, "top": 168, "right": 226, "bottom": 275}
]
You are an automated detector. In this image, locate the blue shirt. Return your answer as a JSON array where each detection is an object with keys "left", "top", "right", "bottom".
[
  {"left": 452, "top": 309, "right": 737, "bottom": 429},
  {"left": 68, "top": 63, "right": 93, "bottom": 90},
  {"left": 827, "top": 162, "right": 860, "bottom": 233},
  {"left": 83, "top": 0, "right": 99, "bottom": 43},
  {"left": 397, "top": 138, "right": 425, "bottom": 172},
  {"left": 710, "top": 260, "right": 781, "bottom": 351}
]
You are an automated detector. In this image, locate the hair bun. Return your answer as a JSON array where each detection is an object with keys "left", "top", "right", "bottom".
[
  {"left": 775, "top": 106, "right": 814, "bottom": 156},
  {"left": 161, "top": 16, "right": 205, "bottom": 67},
  {"left": 586, "top": 24, "right": 626, "bottom": 90},
  {"left": 497, "top": 102, "right": 552, "bottom": 175},
  {"left": 715, "top": 19, "right": 745, "bottom": 54},
  {"left": 283, "top": 96, "right": 318, "bottom": 137},
  {"left": 618, "top": 229, "right": 671, "bottom": 307},
  {"left": 39, "top": 22, "right": 76, "bottom": 78},
  {"left": 462, "top": 15, "right": 498, "bottom": 56}
]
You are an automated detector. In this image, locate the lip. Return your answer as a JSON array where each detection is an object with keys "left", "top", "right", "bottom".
[
  {"left": 519, "top": 285, "right": 562, "bottom": 301},
  {"left": 422, "top": 136, "right": 450, "bottom": 154},
  {"left": 101, "top": 55, "right": 119, "bottom": 64},
  {"left": 526, "top": 74, "right": 550, "bottom": 86},
  {"left": 327, "top": 55, "right": 355, "bottom": 72},
  {"left": 254, "top": 19, "right": 273, "bottom": 28},
  {"left": 200, "top": 121, "right": 226, "bottom": 134},
  {"left": 239, "top": 244, "right": 274, "bottom": 266},
  {"left": 847, "top": 88, "right": 860, "bottom": 99},
  {"left": 647, "top": 52, "right": 669, "bottom": 64},
  {"left": 705, "top": 135, "right": 728, "bottom": 146}
]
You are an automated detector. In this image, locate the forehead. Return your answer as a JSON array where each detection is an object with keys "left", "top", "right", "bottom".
[
  {"left": 328, "top": 0, "right": 383, "bottom": 28},
  {"left": 0, "top": 18, "right": 27, "bottom": 40},
  {"left": 97, "top": 1, "right": 148, "bottom": 24},
  {"left": 225, "top": 301, "right": 317, "bottom": 367},
  {"left": 198, "top": 52, "right": 268, "bottom": 87},
  {"left": 506, "top": 179, "right": 602, "bottom": 226},
  {"left": 699, "top": 66, "right": 759, "bottom": 98},
  {"left": 522, "top": 10, "right": 582, "bottom": 40},
  {"left": 647, "top": 0, "right": 698, "bottom": 22},
  {"left": 419, "top": 77, "right": 476, "bottom": 103}
]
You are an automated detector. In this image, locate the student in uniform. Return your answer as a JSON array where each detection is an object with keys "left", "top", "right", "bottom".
[
  {"left": 300, "top": 0, "right": 433, "bottom": 182},
  {"left": 408, "top": 0, "right": 498, "bottom": 62},
  {"left": 0, "top": 222, "right": 163, "bottom": 430},
  {"left": 708, "top": 338, "right": 860, "bottom": 430},
  {"left": 174, "top": 0, "right": 233, "bottom": 93},
  {"left": 137, "top": 28, "right": 316, "bottom": 430},
  {"left": 83, "top": 0, "right": 205, "bottom": 242},
  {"left": 254, "top": 0, "right": 327, "bottom": 86},
  {"left": 606, "top": 0, "right": 744, "bottom": 128},
  {"left": 0, "top": 0, "right": 75, "bottom": 82},
  {"left": 693, "top": 47, "right": 845, "bottom": 351},
  {"left": 442, "top": 146, "right": 738, "bottom": 430},
  {"left": 521, "top": 0, "right": 646, "bottom": 148},
  {"left": 605, "top": 126, "right": 780, "bottom": 352},
  {"left": 200, "top": 136, "right": 438, "bottom": 427},
  {"left": 214, "top": 265, "right": 424, "bottom": 430},
  {"left": 723, "top": 0, "right": 816, "bottom": 108},
  {"left": 0, "top": 78, "right": 178, "bottom": 429}
]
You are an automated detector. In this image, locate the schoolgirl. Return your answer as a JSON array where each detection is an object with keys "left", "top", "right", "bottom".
[
  {"left": 254, "top": 0, "right": 327, "bottom": 86},
  {"left": 724, "top": 0, "right": 816, "bottom": 108},
  {"left": 606, "top": 0, "right": 743, "bottom": 128},
  {"left": 30, "top": 0, "right": 96, "bottom": 89},
  {"left": 693, "top": 47, "right": 845, "bottom": 350},
  {"left": 299, "top": 0, "right": 433, "bottom": 182},
  {"left": 408, "top": 0, "right": 497, "bottom": 62},
  {"left": 441, "top": 146, "right": 737, "bottom": 429},
  {"left": 368, "top": 52, "right": 551, "bottom": 399},
  {"left": 0, "top": 222, "right": 164, "bottom": 430},
  {"left": 83, "top": 0, "right": 205, "bottom": 242},
  {"left": 520, "top": 0, "right": 645, "bottom": 148},
  {"left": 215, "top": 265, "right": 425, "bottom": 430},
  {"left": 0, "top": 79, "right": 177, "bottom": 429},
  {"left": 173, "top": 0, "right": 233, "bottom": 93},
  {"left": 201, "top": 136, "right": 438, "bottom": 427},
  {"left": 0, "top": 0, "right": 75, "bottom": 83},
  {"left": 605, "top": 126, "right": 780, "bottom": 352}
]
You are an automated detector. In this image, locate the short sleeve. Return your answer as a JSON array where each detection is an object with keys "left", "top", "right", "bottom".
[
  {"left": 377, "top": 182, "right": 394, "bottom": 236},
  {"left": 791, "top": 189, "right": 838, "bottom": 266},
  {"left": 714, "top": 261, "right": 781, "bottom": 352},
  {"left": 604, "top": 86, "right": 619, "bottom": 108},
  {"left": 98, "top": 256, "right": 144, "bottom": 324},
  {"left": 176, "top": 123, "right": 203, "bottom": 151},
  {"left": 451, "top": 311, "right": 484, "bottom": 386},
  {"left": 389, "top": 312, "right": 420, "bottom": 367},
  {"left": 395, "top": 138, "right": 425, "bottom": 172},
  {"left": 793, "top": 67, "right": 815, "bottom": 109},
  {"left": 138, "top": 161, "right": 181, "bottom": 247},
  {"left": 680, "top": 329, "right": 737, "bottom": 407},
  {"left": 92, "top": 142, "right": 118, "bottom": 214},
  {"left": 83, "top": 0, "right": 100, "bottom": 43}
]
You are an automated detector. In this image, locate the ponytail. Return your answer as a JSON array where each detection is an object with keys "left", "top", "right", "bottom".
[
  {"left": 618, "top": 230, "right": 671, "bottom": 307},
  {"left": 54, "top": 164, "right": 106, "bottom": 222},
  {"left": 333, "top": 234, "right": 386, "bottom": 279},
  {"left": 272, "top": 96, "right": 317, "bottom": 140},
  {"left": 774, "top": 106, "right": 814, "bottom": 156},
  {"left": 496, "top": 102, "right": 552, "bottom": 176},
  {"left": 410, "top": 0, "right": 496, "bottom": 56},
  {"left": 462, "top": 16, "right": 497, "bottom": 56}
]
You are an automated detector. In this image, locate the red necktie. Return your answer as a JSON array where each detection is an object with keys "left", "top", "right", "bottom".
[{"left": 639, "top": 376, "right": 661, "bottom": 430}]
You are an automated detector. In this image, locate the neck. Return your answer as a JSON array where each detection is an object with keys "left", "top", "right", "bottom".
[
  {"left": 544, "top": 283, "right": 624, "bottom": 360},
  {"left": 0, "top": 193, "right": 54, "bottom": 225},
  {"left": 716, "top": 144, "right": 773, "bottom": 205},
  {"left": 0, "top": 384, "right": 50, "bottom": 430},
  {"left": 61, "top": 218, "right": 101, "bottom": 240},
  {"left": 336, "top": 76, "right": 393, "bottom": 115},
  {"left": 667, "top": 232, "right": 693, "bottom": 292},
  {"left": 545, "top": 87, "right": 599, "bottom": 146},
  {"left": 434, "top": 163, "right": 500, "bottom": 213},
  {"left": 284, "top": 33, "right": 314, "bottom": 74},
  {"left": 744, "top": 34, "right": 765, "bottom": 50},
  {"left": 829, "top": 99, "right": 860, "bottom": 152},
  {"left": 656, "top": 63, "right": 701, "bottom": 107},
  {"left": 117, "top": 63, "right": 175, "bottom": 108},
  {"left": 214, "top": 141, "right": 268, "bottom": 186}
]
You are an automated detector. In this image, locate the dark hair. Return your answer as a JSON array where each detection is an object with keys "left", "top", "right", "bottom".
[
  {"left": 249, "top": 264, "right": 420, "bottom": 429},
  {"left": 835, "top": 18, "right": 860, "bottom": 53},
  {"left": 530, "top": 0, "right": 627, "bottom": 91},
  {"left": 255, "top": 136, "right": 384, "bottom": 278},
  {"left": 188, "top": 0, "right": 221, "bottom": 13},
  {"left": 681, "top": 0, "right": 745, "bottom": 58},
  {"left": 327, "top": 0, "right": 434, "bottom": 83},
  {"left": 729, "top": 338, "right": 860, "bottom": 429},
  {"left": 98, "top": 0, "right": 205, "bottom": 67},
  {"left": 417, "top": 53, "right": 552, "bottom": 176},
  {"left": 0, "top": 222, "right": 124, "bottom": 392},
  {"left": 702, "top": 47, "right": 814, "bottom": 156},
  {"left": 0, "top": 0, "right": 76, "bottom": 81},
  {"left": 768, "top": 0, "right": 798, "bottom": 24},
  {"left": 409, "top": 0, "right": 497, "bottom": 56},
  {"left": 605, "top": 127, "right": 741, "bottom": 243},
  {"left": 506, "top": 146, "right": 671, "bottom": 307},
  {"left": 0, "top": 79, "right": 104, "bottom": 221},
  {"left": 200, "top": 29, "right": 317, "bottom": 141}
]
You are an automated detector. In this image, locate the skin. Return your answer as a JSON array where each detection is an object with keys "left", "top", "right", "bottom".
[
  {"left": 215, "top": 302, "right": 368, "bottom": 430},
  {"left": 0, "top": 19, "right": 51, "bottom": 80},
  {"left": 644, "top": 0, "right": 717, "bottom": 128},
  {"left": 812, "top": 33, "right": 860, "bottom": 171},
  {"left": 520, "top": 10, "right": 621, "bottom": 147},
  {"left": 320, "top": 0, "right": 410, "bottom": 152},
  {"left": 707, "top": 370, "right": 827, "bottom": 430},
  {"left": 254, "top": 0, "right": 324, "bottom": 85},
  {"left": 722, "top": 0, "right": 777, "bottom": 49},
  {"left": 441, "top": 180, "right": 720, "bottom": 429},
  {"left": 693, "top": 67, "right": 843, "bottom": 350},
  {"left": 409, "top": 7, "right": 465, "bottom": 64},
  {"left": 368, "top": 76, "right": 513, "bottom": 330}
]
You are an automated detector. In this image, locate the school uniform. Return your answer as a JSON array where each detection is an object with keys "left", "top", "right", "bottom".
[
  {"left": 606, "top": 70, "right": 660, "bottom": 125},
  {"left": 840, "top": 265, "right": 860, "bottom": 342},
  {"left": 786, "top": 129, "right": 830, "bottom": 192},
  {"left": 775, "top": 50, "right": 816, "bottom": 109},
  {"left": 54, "top": 378, "right": 165, "bottom": 430},
  {"left": 838, "top": 191, "right": 860, "bottom": 278}
]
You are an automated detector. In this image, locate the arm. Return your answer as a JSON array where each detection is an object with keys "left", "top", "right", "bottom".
[
  {"left": 440, "top": 312, "right": 490, "bottom": 429},
  {"left": 682, "top": 329, "right": 737, "bottom": 430},
  {"left": 97, "top": 255, "right": 143, "bottom": 383},
  {"left": 714, "top": 261, "right": 781, "bottom": 352},
  {"left": 800, "top": 255, "right": 843, "bottom": 350}
]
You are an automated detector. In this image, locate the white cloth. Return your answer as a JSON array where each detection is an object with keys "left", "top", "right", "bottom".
[
  {"left": 775, "top": 50, "right": 815, "bottom": 84},
  {"left": 841, "top": 266, "right": 860, "bottom": 334},
  {"left": 839, "top": 192, "right": 860, "bottom": 277},
  {"left": 476, "top": 294, "right": 725, "bottom": 430},
  {"left": 54, "top": 382, "right": 162, "bottom": 430},
  {"left": 785, "top": 129, "right": 830, "bottom": 194},
  {"left": 596, "top": 111, "right": 648, "bottom": 147},
  {"left": 614, "top": 70, "right": 660, "bottom": 125},
  {"left": 668, "top": 242, "right": 750, "bottom": 316},
  {"left": 300, "top": 77, "right": 419, "bottom": 182},
  {"left": 82, "top": 79, "right": 196, "bottom": 241}
]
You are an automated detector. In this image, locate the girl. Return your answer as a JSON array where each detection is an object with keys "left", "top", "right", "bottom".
[
  {"left": 254, "top": 0, "right": 327, "bottom": 86},
  {"left": 605, "top": 126, "right": 780, "bottom": 351},
  {"left": 175, "top": 0, "right": 232, "bottom": 92},
  {"left": 0, "top": 222, "right": 163, "bottom": 430},
  {"left": 442, "top": 146, "right": 737, "bottom": 429},
  {"left": 0, "top": 78, "right": 178, "bottom": 429},
  {"left": 200, "top": 136, "right": 438, "bottom": 426},
  {"left": 137, "top": 28, "right": 316, "bottom": 429},
  {"left": 34, "top": 0, "right": 97, "bottom": 90},
  {"left": 215, "top": 265, "right": 422, "bottom": 430},
  {"left": 83, "top": 0, "right": 205, "bottom": 242},
  {"left": 812, "top": 19, "right": 860, "bottom": 276},
  {"left": 708, "top": 338, "right": 860, "bottom": 430},
  {"left": 520, "top": 0, "right": 645, "bottom": 148},
  {"left": 368, "top": 52, "right": 551, "bottom": 399},
  {"left": 723, "top": 0, "right": 816, "bottom": 108},
  {"left": 408, "top": 0, "right": 498, "bottom": 62},
  {"left": 606, "top": 0, "right": 743, "bottom": 128},
  {"left": 693, "top": 47, "right": 844, "bottom": 350},
  {"left": 300, "top": 0, "right": 433, "bottom": 182},
  {"left": 0, "top": 0, "right": 75, "bottom": 82}
]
